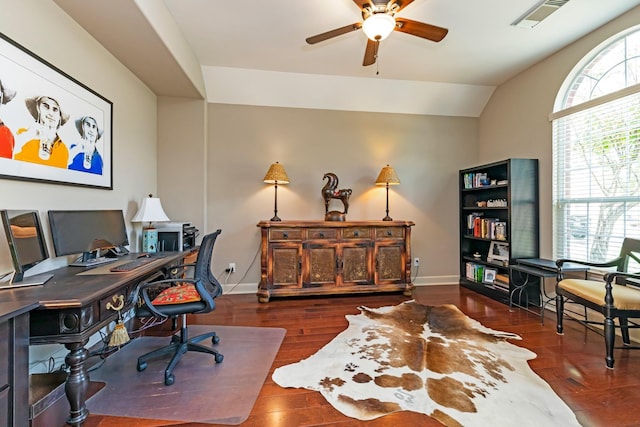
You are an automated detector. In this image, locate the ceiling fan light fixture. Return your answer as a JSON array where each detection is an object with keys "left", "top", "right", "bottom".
[{"left": 362, "top": 13, "right": 395, "bottom": 41}]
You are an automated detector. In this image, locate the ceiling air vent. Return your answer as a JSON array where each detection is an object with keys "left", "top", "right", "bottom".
[{"left": 511, "top": 0, "right": 570, "bottom": 29}]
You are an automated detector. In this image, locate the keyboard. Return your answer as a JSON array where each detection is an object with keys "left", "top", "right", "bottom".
[
  {"left": 109, "top": 257, "right": 157, "bottom": 272},
  {"left": 70, "top": 257, "right": 117, "bottom": 267}
]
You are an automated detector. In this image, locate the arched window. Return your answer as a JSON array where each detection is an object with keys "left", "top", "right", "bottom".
[{"left": 552, "top": 26, "right": 640, "bottom": 262}]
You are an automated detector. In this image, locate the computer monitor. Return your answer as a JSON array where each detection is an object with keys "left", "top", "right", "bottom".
[
  {"left": 48, "top": 210, "right": 129, "bottom": 266},
  {"left": 0, "top": 210, "right": 53, "bottom": 288}
]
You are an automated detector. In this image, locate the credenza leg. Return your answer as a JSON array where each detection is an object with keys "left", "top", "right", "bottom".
[{"left": 64, "top": 341, "right": 89, "bottom": 426}]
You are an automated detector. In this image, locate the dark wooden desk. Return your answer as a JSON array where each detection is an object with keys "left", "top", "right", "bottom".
[
  {"left": 0, "top": 299, "right": 39, "bottom": 427},
  {"left": 2, "top": 252, "right": 186, "bottom": 426}
]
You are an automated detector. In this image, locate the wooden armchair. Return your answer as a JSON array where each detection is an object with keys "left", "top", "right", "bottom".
[{"left": 556, "top": 237, "right": 640, "bottom": 368}]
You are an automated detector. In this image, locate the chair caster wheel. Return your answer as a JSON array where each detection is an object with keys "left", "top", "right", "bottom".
[
  {"left": 137, "top": 361, "right": 147, "bottom": 372},
  {"left": 212, "top": 335, "right": 220, "bottom": 345},
  {"left": 165, "top": 374, "right": 175, "bottom": 386},
  {"left": 215, "top": 353, "right": 224, "bottom": 363}
]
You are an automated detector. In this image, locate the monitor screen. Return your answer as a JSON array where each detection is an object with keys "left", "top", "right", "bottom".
[
  {"left": 1, "top": 210, "right": 50, "bottom": 283},
  {"left": 48, "top": 210, "right": 129, "bottom": 257}
]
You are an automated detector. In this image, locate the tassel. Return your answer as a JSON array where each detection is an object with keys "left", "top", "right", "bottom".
[
  {"left": 109, "top": 315, "right": 130, "bottom": 347},
  {"left": 107, "top": 295, "right": 131, "bottom": 347}
]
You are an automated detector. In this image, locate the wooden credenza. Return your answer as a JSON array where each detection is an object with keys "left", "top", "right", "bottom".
[{"left": 257, "top": 220, "right": 414, "bottom": 302}]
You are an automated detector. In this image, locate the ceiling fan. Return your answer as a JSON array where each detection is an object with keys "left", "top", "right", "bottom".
[{"left": 305, "top": 0, "right": 448, "bottom": 66}]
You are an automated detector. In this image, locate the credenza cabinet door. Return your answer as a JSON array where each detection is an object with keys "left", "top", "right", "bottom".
[
  {"left": 340, "top": 242, "right": 373, "bottom": 286},
  {"left": 269, "top": 243, "right": 302, "bottom": 289},
  {"left": 374, "top": 241, "right": 406, "bottom": 285}
]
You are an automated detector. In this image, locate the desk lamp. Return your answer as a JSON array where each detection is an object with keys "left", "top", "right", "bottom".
[
  {"left": 263, "top": 162, "right": 290, "bottom": 221},
  {"left": 375, "top": 165, "right": 400, "bottom": 221},
  {"left": 132, "top": 194, "right": 170, "bottom": 252}
]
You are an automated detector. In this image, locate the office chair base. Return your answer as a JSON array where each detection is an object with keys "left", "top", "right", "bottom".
[{"left": 137, "top": 326, "right": 223, "bottom": 386}]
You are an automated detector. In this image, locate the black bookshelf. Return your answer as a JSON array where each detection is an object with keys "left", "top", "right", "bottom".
[{"left": 459, "top": 159, "right": 539, "bottom": 304}]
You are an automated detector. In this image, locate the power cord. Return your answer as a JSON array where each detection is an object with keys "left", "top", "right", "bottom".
[{"left": 221, "top": 242, "right": 261, "bottom": 294}]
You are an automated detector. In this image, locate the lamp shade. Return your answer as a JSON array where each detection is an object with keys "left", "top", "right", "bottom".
[
  {"left": 263, "top": 161, "right": 290, "bottom": 184},
  {"left": 131, "top": 194, "right": 170, "bottom": 225},
  {"left": 362, "top": 13, "right": 396, "bottom": 41},
  {"left": 375, "top": 165, "right": 400, "bottom": 185}
]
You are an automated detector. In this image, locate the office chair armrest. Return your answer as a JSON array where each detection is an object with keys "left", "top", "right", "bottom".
[
  {"left": 165, "top": 263, "right": 197, "bottom": 279},
  {"left": 138, "top": 278, "right": 201, "bottom": 318}
]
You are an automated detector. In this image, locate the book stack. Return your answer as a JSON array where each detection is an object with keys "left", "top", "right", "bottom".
[{"left": 493, "top": 273, "right": 509, "bottom": 292}]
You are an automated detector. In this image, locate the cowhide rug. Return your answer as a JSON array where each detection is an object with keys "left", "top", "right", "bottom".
[{"left": 272, "top": 301, "right": 581, "bottom": 427}]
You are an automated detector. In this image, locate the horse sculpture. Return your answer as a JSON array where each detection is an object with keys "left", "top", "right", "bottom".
[{"left": 322, "top": 173, "right": 352, "bottom": 221}]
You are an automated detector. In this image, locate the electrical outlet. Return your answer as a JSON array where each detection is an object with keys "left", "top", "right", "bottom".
[
  {"left": 413, "top": 257, "right": 420, "bottom": 267},
  {"left": 228, "top": 262, "right": 236, "bottom": 273}
]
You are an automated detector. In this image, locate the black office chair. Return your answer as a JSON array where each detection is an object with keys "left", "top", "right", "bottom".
[{"left": 135, "top": 229, "right": 224, "bottom": 385}]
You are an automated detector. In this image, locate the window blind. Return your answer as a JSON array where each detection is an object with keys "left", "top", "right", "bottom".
[{"left": 552, "top": 90, "right": 640, "bottom": 262}]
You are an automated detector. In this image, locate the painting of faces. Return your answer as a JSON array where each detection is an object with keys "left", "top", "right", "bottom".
[{"left": 0, "top": 34, "right": 112, "bottom": 189}]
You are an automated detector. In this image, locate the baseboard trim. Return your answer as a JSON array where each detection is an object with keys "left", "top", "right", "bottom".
[{"left": 222, "top": 275, "right": 459, "bottom": 295}]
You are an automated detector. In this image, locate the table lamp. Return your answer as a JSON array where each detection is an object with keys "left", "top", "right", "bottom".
[
  {"left": 375, "top": 165, "right": 400, "bottom": 221},
  {"left": 132, "top": 194, "right": 170, "bottom": 252},
  {"left": 263, "top": 161, "right": 290, "bottom": 221}
]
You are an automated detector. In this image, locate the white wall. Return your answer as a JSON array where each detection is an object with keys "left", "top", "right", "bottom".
[{"left": 0, "top": 0, "right": 160, "bottom": 277}]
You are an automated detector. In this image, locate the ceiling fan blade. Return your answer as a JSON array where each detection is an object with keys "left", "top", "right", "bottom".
[
  {"left": 306, "top": 23, "right": 362, "bottom": 44},
  {"left": 393, "top": 0, "right": 415, "bottom": 13},
  {"left": 363, "top": 39, "right": 378, "bottom": 66},
  {"left": 352, "top": 0, "right": 371, "bottom": 10},
  {"left": 394, "top": 18, "right": 448, "bottom": 42}
]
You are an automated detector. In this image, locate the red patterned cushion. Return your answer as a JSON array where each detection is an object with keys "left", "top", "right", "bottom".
[{"left": 152, "top": 284, "right": 201, "bottom": 305}]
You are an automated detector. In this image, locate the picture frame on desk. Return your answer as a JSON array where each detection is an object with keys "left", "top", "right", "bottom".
[{"left": 0, "top": 32, "right": 113, "bottom": 189}]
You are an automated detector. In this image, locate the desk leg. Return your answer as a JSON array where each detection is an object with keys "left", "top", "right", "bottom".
[{"left": 64, "top": 341, "right": 89, "bottom": 426}]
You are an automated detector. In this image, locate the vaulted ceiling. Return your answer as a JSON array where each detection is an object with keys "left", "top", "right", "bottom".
[{"left": 53, "top": 0, "right": 640, "bottom": 115}]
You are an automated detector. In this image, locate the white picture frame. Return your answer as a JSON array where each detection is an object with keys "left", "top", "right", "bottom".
[
  {"left": 487, "top": 241, "right": 509, "bottom": 263},
  {"left": 483, "top": 268, "right": 497, "bottom": 284}
]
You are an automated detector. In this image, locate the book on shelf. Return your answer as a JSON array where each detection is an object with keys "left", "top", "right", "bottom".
[
  {"left": 466, "top": 214, "right": 507, "bottom": 240},
  {"left": 465, "top": 262, "right": 485, "bottom": 283},
  {"left": 463, "top": 172, "right": 490, "bottom": 189}
]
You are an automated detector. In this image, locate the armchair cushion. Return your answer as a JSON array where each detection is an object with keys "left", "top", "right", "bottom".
[
  {"left": 152, "top": 284, "right": 201, "bottom": 305},
  {"left": 558, "top": 278, "right": 640, "bottom": 310}
]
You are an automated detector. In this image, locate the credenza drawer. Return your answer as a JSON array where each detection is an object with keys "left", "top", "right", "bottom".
[
  {"left": 270, "top": 229, "right": 302, "bottom": 241},
  {"left": 343, "top": 228, "right": 370, "bottom": 239},
  {"left": 376, "top": 227, "right": 404, "bottom": 238},
  {"left": 308, "top": 228, "right": 338, "bottom": 240}
]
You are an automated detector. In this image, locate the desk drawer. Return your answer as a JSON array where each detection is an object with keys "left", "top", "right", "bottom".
[{"left": 99, "top": 286, "right": 130, "bottom": 321}]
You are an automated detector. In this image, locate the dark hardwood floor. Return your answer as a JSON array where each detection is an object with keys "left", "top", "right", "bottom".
[{"left": 84, "top": 285, "right": 640, "bottom": 427}]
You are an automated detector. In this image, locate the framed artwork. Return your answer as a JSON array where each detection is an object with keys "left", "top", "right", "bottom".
[
  {"left": 487, "top": 241, "right": 509, "bottom": 264},
  {"left": 0, "top": 32, "right": 112, "bottom": 189},
  {"left": 483, "top": 268, "right": 497, "bottom": 284}
]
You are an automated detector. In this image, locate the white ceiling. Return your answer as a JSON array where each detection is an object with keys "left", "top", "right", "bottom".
[{"left": 53, "top": 0, "right": 640, "bottom": 115}]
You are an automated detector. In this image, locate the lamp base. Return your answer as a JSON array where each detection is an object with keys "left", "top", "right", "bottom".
[
  {"left": 382, "top": 215, "right": 393, "bottom": 221},
  {"left": 141, "top": 228, "right": 158, "bottom": 252}
]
